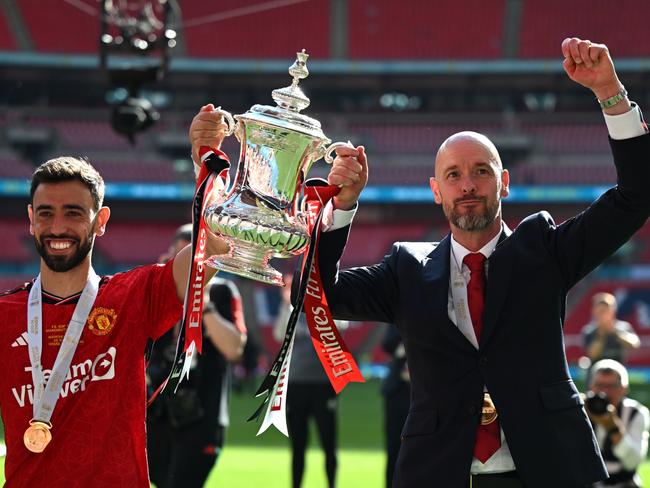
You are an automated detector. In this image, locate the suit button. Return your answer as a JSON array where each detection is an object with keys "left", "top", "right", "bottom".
[
  {"left": 468, "top": 405, "right": 478, "bottom": 416},
  {"left": 479, "top": 357, "right": 488, "bottom": 366}
]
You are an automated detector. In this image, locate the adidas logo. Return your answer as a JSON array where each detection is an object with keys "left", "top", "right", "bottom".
[{"left": 11, "top": 332, "right": 28, "bottom": 348}]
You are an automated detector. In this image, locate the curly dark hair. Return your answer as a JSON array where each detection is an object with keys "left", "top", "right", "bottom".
[{"left": 30, "top": 156, "right": 105, "bottom": 210}]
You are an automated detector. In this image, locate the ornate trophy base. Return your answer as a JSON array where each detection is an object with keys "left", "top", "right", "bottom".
[{"left": 205, "top": 241, "right": 284, "bottom": 286}]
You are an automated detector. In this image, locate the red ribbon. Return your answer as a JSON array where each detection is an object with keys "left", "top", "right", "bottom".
[{"left": 302, "top": 184, "right": 365, "bottom": 393}]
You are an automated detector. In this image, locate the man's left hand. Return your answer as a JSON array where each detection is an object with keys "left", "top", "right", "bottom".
[{"left": 561, "top": 37, "right": 629, "bottom": 113}]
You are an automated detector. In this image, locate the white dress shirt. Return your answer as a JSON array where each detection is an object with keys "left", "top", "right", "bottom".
[{"left": 450, "top": 231, "right": 517, "bottom": 473}]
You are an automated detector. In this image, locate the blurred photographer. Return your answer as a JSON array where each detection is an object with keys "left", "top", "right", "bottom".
[
  {"left": 586, "top": 359, "right": 650, "bottom": 488},
  {"left": 582, "top": 293, "right": 640, "bottom": 365}
]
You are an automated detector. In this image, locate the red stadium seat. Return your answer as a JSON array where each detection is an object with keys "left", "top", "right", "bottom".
[
  {"left": 17, "top": 0, "right": 99, "bottom": 54},
  {"left": 0, "top": 157, "right": 34, "bottom": 179},
  {"left": 341, "top": 222, "right": 431, "bottom": 267},
  {"left": 0, "top": 7, "right": 16, "bottom": 50},
  {"left": 94, "top": 221, "right": 183, "bottom": 265},
  {"left": 519, "top": 0, "right": 650, "bottom": 58},
  {"left": 348, "top": 0, "right": 505, "bottom": 59},
  {"left": 181, "top": 0, "right": 330, "bottom": 59},
  {"left": 0, "top": 220, "right": 32, "bottom": 264}
]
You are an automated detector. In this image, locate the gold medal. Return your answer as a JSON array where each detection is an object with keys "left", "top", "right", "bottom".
[
  {"left": 481, "top": 393, "right": 498, "bottom": 426},
  {"left": 23, "top": 420, "right": 52, "bottom": 453}
]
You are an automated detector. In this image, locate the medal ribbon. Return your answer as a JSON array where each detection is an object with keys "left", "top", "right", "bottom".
[
  {"left": 26, "top": 271, "right": 100, "bottom": 424},
  {"left": 249, "top": 180, "right": 364, "bottom": 433},
  {"left": 162, "top": 146, "right": 230, "bottom": 394}
]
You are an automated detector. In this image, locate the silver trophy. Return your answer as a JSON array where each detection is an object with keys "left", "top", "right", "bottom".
[{"left": 203, "top": 50, "right": 350, "bottom": 286}]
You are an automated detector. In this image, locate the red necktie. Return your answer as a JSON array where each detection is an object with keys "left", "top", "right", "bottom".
[{"left": 463, "top": 252, "right": 501, "bottom": 463}]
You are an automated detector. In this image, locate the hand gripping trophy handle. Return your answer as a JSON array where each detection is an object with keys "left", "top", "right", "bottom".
[
  {"left": 324, "top": 141, "right": 355, "bottom": 164},
  {"left": 214, "top": 106, "right": 236, "bottom": 137}
]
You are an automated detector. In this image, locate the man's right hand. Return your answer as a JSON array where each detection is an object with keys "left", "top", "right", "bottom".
[
  {"left": 189, "top": 104, "right": 229, "bottom": 167},
  {"left": 328, "top": 145, "right": 367, "bottom": 211}
]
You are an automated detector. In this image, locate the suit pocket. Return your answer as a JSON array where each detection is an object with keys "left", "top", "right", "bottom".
[
  {"left": 539, "top": 379, "right": 584, "bottom": 411},
  {"left": 401, "top": 408, "right": 438, "bottom": 438}
]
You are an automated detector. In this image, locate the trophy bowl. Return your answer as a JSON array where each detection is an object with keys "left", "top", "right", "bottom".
[{"left": 203, "top": 50, "right": 349, "bottom": 286}]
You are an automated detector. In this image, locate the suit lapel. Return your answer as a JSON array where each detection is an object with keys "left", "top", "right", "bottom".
[
  {"left": 480, "top": 225, "right": 515, "bottom": 349},
  {"left": 425, "top": 234, "right": 477, "bottom": 353}
]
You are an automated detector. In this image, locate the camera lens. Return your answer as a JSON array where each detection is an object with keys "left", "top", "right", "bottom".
[{"left": 585, "top": 391, "right": 609, "bottom": 415}]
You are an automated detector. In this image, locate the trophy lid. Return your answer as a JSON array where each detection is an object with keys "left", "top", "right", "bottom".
[
  {"left": 236, "top": 50, "right": 328, "bottom": 141},
  {"left": 271, "top": 49, "right": 311, "bottom": 112}
]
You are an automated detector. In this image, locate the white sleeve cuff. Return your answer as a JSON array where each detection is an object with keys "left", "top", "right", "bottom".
[
  {"left": 604, "top": 103, "right": 647, "bottom": 140},
  {"left": 321, "top": 200, "right": 357, "bottom": 232}
]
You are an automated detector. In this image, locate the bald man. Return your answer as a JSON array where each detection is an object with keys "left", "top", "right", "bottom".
[{"left": 311, "top": 38, "right": 650, "bottom": 488}]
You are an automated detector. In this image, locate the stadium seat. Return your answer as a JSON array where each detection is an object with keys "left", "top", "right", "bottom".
[
  {"left": 0, "top": 7, "right": 16, "bottom": 50},
  {"left": 519, "top": 0, "right": 650, "bottom": 58},
  {"left": 17, "top": 0, "right": 98, "bottom": 54},
  {"left": 181, "top": 0, "right": 330, "bottom": 59},
  {"left": 348, "top": 0, "right": 504, "bottom": 59},
  {"left": 0, "top": 220, "right": 32, "bottom": 264}
]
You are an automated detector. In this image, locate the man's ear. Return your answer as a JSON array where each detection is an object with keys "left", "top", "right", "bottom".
[
  {"left": 429, "top": 177, "right": 442, "bottom": 204},
  {"left": 500, "top": 169, "right": 510, "bottom": 198},
  {"left": 94, "top": 207, "right": 111, "bottom": 237},
  {"left": 28, "top": 204, "right": 35, "bottom": 235}
]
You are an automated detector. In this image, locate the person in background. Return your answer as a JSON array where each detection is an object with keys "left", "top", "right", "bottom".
[
  {"left": 380, "top": 325, "right": 411, "bottom": 488},
  {"left": 274, "top": 274, "right": 348, "bottom": 488},
  {"left": 147, "top": 224, "right": 247, "bottom": 488},
  {"left": 586, "top": 359, "right": 649, "bottom": 488},
  {"left": 582, "top": 292, "right": 640, "bottom": 366}
]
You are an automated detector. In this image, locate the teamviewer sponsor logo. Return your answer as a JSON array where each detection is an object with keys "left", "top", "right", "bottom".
[
  {"left": 12, "top": 347, "right": 118, "bottom": 408},
  {"left": 11, "top": 332, "right": 28, "bottom": 347},
  {"left": 90, "top": 347, "right": 116, "bottom": 381}
]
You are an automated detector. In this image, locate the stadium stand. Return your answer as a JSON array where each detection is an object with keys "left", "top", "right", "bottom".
[
  {"left": 25, "top": 118, "right": 137, "bottom": 151},
  {"left": 181, "top": 0, "right": 330, "bottom": 59},
  {"left": 93, "top": 221, "right": 184, "bottom": 265},
  {"left": 341, "top": 222, "right": 430, "bottom": 267},
  {"left": 348, "top": 0, "right": 505, "bottom": 59},
  {"left": 16, "top": 0, "right": 98, "bottom": 54},
  {"left": 0, "top": 220, "right": 32, "bottom": 264},
  {"left": 0, "top": 154, "right": 34, "bottom": 178},
  {"left": 519, "top": 0, "right": 650, "bottom": 58},
  {"left": 0, "top": 6, "right": 16, "bottom": 50},
  {"left": 520, "top": 122, "right": 610, "bottom": 153}
]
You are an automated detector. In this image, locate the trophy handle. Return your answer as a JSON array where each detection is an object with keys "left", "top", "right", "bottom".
[
  {"left": 214, "top": 106, "right": 236, "bottom": 136},
  {"left": 324, "top": 141, "right": 354, "bottom": 164}
]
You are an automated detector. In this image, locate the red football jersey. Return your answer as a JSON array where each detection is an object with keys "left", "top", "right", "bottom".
[{"left": 0, "top": 261, "right": 182, "bottom": 488}]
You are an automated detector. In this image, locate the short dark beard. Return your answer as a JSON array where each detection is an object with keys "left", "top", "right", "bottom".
[
  {"left": 445, "top": 196, "right": 500, "bottom": 232},
  {"left": 34, "top": 232, "right": 94, "bottom": 273}
]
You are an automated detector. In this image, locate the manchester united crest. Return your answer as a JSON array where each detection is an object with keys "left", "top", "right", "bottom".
[{"left": 87, "top": 307, "right": 117, "bottom": 336}]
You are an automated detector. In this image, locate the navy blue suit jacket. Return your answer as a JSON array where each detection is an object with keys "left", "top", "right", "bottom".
[{"left": 314, "top": 135, "right": 650, "bottom": 487}]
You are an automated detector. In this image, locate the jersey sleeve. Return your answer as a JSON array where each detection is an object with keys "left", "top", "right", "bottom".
[{"left": 138, "top": 260, "right": 183, "bottom": 340}]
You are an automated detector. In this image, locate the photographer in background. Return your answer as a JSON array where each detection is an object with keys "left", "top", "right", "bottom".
[
  {"left": 582, "top": 293, "right": 640, "bottom": 365},
  {"left": 586, "top": 359, "right": 650, "bottom": 488}
]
